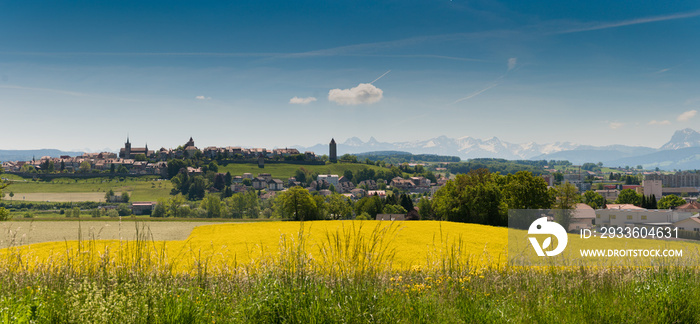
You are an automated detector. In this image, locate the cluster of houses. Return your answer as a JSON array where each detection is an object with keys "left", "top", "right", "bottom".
[
  {"left": 537, "top": 169, "right": 700, "bottom": 236},
  {"left": 541, "top": 168, "right": 700, "bottom": 202},
  {"left": 128, "top": 137, "right": 316, "bottom": 161},
  {"left": 390, "top": 176, "right": 434, "bottom": 193},
  {"left": 568, "top": 201, "right": 700, "bottom": 234},
  {"left": 588, "top": 179, "right": 700, "bottom": 202},
  {"left": 224, "top": 171, "right": 443, "bottom": 200},
  {"left": 2, "top": 152, "right": 168, "bottom": 176}
]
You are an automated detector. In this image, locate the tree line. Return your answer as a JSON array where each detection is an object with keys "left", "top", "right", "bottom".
[{"left": 443, "top": 160, "right": 550, "bottom": 176}]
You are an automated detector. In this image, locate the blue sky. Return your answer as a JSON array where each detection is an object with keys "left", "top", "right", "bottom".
[{"left": 1, "top": 0, "right": 699, "bottom": 151}]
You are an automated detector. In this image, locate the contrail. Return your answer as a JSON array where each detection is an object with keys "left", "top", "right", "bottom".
[
  {"left": 452, "top": 82, "right": 499, "bottom": 105},
  {"left": 556, "top": 9, "right": 700, "bottom": 34},
  {"left": 370, "top": 70, "right": 391, "bottom": 84},
  {"left": 451, "top": 73, "right": 506, "bottom": 105}
]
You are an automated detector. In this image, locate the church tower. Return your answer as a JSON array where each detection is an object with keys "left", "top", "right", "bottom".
[
  {"left": 124, "top": 136, "right": 132, "bottom": 159},
  {"left": 185, "top": 137, "right": 195, "bottom": 148},
  {"left": 329, "top": 138, "right": 337, "bottom": 163}
]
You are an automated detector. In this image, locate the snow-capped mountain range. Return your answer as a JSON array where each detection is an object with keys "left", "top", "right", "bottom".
[{"left": 298, "top": 128, "right": 700, "bottom": 170}]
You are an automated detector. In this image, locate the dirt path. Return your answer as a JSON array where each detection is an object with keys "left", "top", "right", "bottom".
[{"left": 0, "top": 221, "right": 226, "bottom": 246}]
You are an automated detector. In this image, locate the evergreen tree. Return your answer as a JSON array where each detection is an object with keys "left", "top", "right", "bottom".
[
  {"left": 400, "top": 193, "right": 414, "bottom": 212},
  {"left": 213, "top": 173, "right": 226, "bottom": 190},
  {"left": 222, "top": 186, "right": 233, "bottom": 198},
  {"left": 385, "top": 193, "right": 397, "bottom": 206},
  {"left": 224, "top": 172, "right": 233, "bottom": 187}
]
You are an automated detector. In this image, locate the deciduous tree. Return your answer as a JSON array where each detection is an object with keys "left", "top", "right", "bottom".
[
  {"left": 201, "top": 194, "right": 223, "bottom": 218},
  {"left": 326, "top": 193, "right": 352, "bottom": 220},
  {"left": 417, "top": 198, "right": 434, "bottom": 220},
  {"left": 615, "top": 189, "right": 642, "bottom": 206},
  {"left": 553, "top": 182, "right": 580, "bottom": 231},
  {"left": 354, "top": 195, "right": 383, "bottom": 219},
  {"left": 79, "top": 161, "right": 91, "bottom": 173},
  {"left": 658, "top": 195, "right": 685, "bottom": 209},
  {"left": 0, "top": 207, "right": 10, "bottom": 221},
  {"left": 279, "top": 186, "right": 317, "bottom": 221},
  {"left": 502, "top": 171, "right": 553, "bottom": 209},
  {"left": 432, "top": 168, "right": 505, "bottom": 226},
  {"left": 583, "top": 190, "right": 606, "bottom": 209},
  {"left": 118, "top": 165, "right": 128, "bottom": 174}
]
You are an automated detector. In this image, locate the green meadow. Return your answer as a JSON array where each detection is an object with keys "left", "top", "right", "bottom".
[
  {"left": 2, "top": 176, "right": 172, "bottom": 202},
  {"left": 218, "top": 162, "right": 390, "bottom": 179}
]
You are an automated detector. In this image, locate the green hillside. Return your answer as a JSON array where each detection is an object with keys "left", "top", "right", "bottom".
[
  {"left": 0, "top": 163, "right": 394, "bottom": 203},
  {"left": 217, "top": 162, "right": 390, "bottom": 179}
]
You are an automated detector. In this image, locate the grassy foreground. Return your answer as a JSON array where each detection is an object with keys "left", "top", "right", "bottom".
[{"left": 1, "top": 221, "right": 700, "bottom": 323}]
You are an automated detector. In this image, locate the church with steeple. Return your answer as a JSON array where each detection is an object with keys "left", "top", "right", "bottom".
[{"left": 119, "top": 136, "right": 153, "bottom": 159}]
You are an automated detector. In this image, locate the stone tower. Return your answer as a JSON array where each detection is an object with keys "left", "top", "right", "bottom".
[
  {"left": 329, "top": 138, "right": 337, "bottom": 163},
  {"left": 124, "top": 136, "right": 132, "bottom": 159}
]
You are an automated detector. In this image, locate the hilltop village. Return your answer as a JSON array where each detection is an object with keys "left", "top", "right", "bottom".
[{"left": 3, "top": 137, "right": 318, "bottom": 176}]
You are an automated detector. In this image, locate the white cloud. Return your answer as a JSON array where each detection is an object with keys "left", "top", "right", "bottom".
[
  {"left": 328, "top": 83, "right": 383, "bottom": 105},
  {"left": 677, "top": 110, "right": 697, "bottom": 121},
  {"left": 195, "top": 95, "right": 211, "bottom": 100},
  {"left": 648, "top": 120, "right": 671, "bottom": 125},
  {"left": 608, "top": 122, "right": 624, "bottom": 129},
  {"left": 289, "top": 96, "right": 317, "bottom": 105},
  {"left": 508, "top": 57, "right": 517, "bottom": 71}
]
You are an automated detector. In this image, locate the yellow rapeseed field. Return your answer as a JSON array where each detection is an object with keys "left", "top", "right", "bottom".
[{"left": 1, "top": 221, "right": 508, "bottom": 273}]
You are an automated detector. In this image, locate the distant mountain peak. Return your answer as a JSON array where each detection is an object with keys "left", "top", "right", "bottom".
[
  {"left": 485, "top": 136, "right": 501, "bottom": 143},
  {"left": 661, "top": 128, "right": 700, "bottom": 150},
  {"left": 343, "top": 137, "right": 364, "bottom": 146}
]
